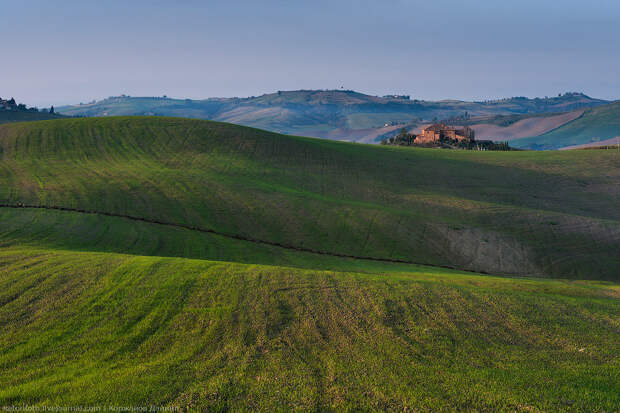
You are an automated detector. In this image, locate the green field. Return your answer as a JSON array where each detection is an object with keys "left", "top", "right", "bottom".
[
  {"left": 1, "top": 117, "right": 619, "bottom": 279},
  {"left": 1, "top": 247, "right": 618, "bottom": 411},
  {"left": 0, "top": 117, "right": 618, "bottom": 410}
]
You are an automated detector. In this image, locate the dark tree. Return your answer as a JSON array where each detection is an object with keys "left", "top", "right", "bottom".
[{"left": 49, "top": 106, "right": 55, "bottom": 114}]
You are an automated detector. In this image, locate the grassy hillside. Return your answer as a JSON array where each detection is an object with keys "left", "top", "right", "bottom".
[
  {"left": 514, "top": 101, "right": 620, "bottom": 150},
  {"left": 0, "top": 247, "right": 618, "bottom": 411},
  {"left": 1, "top": 116, "right": 619, "bottom": 410},
  {"left": 1, "top": 117, "right": 619, "bottom": 280},
  {"left": 56, "top": 91, "right": 608, "bottom": 142}
]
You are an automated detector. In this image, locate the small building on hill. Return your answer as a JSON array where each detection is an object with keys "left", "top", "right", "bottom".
[{"left": 417, "top": 124, "right": 475, "bottom": 144}]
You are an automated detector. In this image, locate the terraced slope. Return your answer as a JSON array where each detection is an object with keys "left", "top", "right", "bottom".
[
  {"left": 1, "top": 117, "right": 619, "bottom": 279},
  {"left": 0, "top": 247, "right": 618, "bottom": 411}
]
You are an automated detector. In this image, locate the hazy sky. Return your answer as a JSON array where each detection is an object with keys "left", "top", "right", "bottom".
[{"left": 3, "top": 0, "right": 620, "bottom": 106}]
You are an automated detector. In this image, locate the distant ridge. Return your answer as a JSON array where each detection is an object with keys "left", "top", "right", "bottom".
[{"left": 57, "top": 90, "right": 609, "bottom": 143}]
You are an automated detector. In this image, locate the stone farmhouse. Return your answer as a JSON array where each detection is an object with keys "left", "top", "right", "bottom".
[{"left": 417, "top": 124, "right": 475, "bottom": 144}]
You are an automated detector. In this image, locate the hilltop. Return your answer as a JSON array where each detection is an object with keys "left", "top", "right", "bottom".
[
  {"left": 0, "top": 116, "right": 619, "bottom": 410},
  {"left": 56, "top": 90, "right": 609, "bottom": 143}
]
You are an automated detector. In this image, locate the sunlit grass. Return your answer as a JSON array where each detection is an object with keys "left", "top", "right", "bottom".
[{"left": 0, "top": 247, "right": 618, "bottom": 411}]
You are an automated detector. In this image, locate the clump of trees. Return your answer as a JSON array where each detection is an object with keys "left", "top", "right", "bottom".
[
  {"left": 456, "top": 139, "right": 513, "bottom": 151},
  {"left": 0, "top": 97, "right": 55, "bottom": 114}
]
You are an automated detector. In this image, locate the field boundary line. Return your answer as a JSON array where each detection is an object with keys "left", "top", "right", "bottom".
[{"left": 0, "top": 203, "right": 498, "bottom": 275}]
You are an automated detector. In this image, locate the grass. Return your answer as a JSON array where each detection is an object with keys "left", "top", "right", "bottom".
[
  {"left": 0, "top": 247, "right": 618, "bottom": 411},
  {"left": 1, "top": 117, "right": 619, "bottom": 279},
  {"left": 0, "top": 207, "right": 446, "bottom": 274},
  {"left": 0, "top": 116, "right": 619, "bottom": 410}
]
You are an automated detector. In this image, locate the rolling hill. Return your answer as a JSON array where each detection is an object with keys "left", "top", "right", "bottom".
[
  {"left": 512, "top": 101, "right": 620, "bottom": 150},
  {"left": 1, "top": 117, "right": 619, "bottom": 279},
  {"left": 56, "top": 90, "right": 609, "bottom": 143},
  {"left": 0, "top": 117, "right": 619, "bottom": 410}
]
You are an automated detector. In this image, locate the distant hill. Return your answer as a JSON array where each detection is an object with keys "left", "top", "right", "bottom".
[
  {"left": 0, "top": 110, "right": 65, "bottom": 125},
  {"left": 511, "top": 101, "right": 620, "bottom": 150},
  {"left": 446, "top": 110, "right": 583, "bottom": 141},
  {"left": 57, "top": 90, "right": 608, "bottom": 143}
]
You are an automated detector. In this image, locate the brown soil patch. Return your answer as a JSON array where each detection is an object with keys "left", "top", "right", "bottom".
[{"left": 470, "top": 110, "right": 584, "bottom": 141}]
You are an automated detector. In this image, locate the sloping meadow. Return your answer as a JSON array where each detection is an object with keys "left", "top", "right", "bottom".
[
  {"left": 0, "top": 247, "right": 618, "bottom": 411},
  {"left": 0, "top": 117, "right": 619, "bottom": 410},
  {"left": 0, "top": 117, "right": 619, "bottom": 279}
]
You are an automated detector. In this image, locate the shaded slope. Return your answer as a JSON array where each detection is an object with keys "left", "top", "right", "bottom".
[
  {"left": 1, "top": 117, "right": 619, "bottom": 279},
  {"left": 0, "top": 247, "right": 618, "bottom": 411},
  {"left": 0, "top": 207, "right": 452, "bottom": 274}
]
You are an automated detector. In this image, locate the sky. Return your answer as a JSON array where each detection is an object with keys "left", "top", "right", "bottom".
[{"left": 2, "top": 0, "right": 620, "bottom": 107}]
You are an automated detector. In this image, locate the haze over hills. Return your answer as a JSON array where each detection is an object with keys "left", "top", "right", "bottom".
[{"left": 57, "top": 90, "right": 610, "bottom": 144}]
